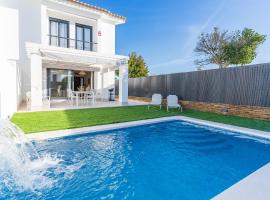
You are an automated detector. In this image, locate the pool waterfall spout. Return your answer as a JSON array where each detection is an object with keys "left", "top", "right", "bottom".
[{"left": 0, "top": 120, "right": 60, "bottom": 193}]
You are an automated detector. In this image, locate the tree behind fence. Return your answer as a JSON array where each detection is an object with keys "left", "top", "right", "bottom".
[{"left": 115, "top": 63, "right": 270, "bottom": 107}]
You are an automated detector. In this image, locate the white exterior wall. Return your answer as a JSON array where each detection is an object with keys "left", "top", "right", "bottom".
[
  {"left": 46, "top": 9, "right": 98, "bottom": 51},
  {"left": 0, "top": 0, "right": 126, "bottom": 118},
  {"left": 0, "top": 60, "right": 20, "bottom": 119},
  {"left": 0, "top": 2, "right": 20, "bottom": 60},
  {"left": 98, "top": 21, "right": 116, "bottom": 55},
  {"left": 44, "top": 3, "right": 118, "bottom": 101},
  {"left": 41, "top": 4, "right": 49, "bottom": 45},
  {"left": 43, "top": 3, "right": 116, "bottom": 55},
  {"left": 0, "top": 1, "right": 21, "bottom": 118},
  {"left": 0, "top": 0, "right": 42, "bottom": 118},
  {"left": 94, "top": 69, "right": 115, "bottom": 100},
  {"left": 18, "top": 0, "right": 42, "bottom": 99}
]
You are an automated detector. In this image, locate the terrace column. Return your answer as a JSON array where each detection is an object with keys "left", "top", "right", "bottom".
[
  {"left": 100, "top": 70, "right": 104, "bottom": 100},
  {"left": 30, "top": 52, "right": 43, "bottom": 110},
  {"left": 118, "top": 59, "right": 128, "bottom": 104}
]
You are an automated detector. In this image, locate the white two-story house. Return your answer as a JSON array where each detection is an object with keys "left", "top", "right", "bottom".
[{"left": 0, "top": 0, "right": 129, "bottom": 118}]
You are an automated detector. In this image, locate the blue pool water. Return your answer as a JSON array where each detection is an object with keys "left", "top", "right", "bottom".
[{"left": 2, "top": 120, "right": 270, "bottom": 199}]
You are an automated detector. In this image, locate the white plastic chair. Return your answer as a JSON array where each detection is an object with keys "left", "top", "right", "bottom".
[
  {"left": 26, "top": 91, "right": 31, "bottom": 110},
  {"left": 42, "top": 89, "right": 51, "bottom": 108},
  {"left": 25, "top": 90, "right": 51, "bottom": 109},
  {"left": 67, "top": 89, "right": 77, "bottom": 105},
  {"left": 95, "top": 90, "right": 103, "bottom": 102},
  {"left": 148, "top": 94, "right": 162, "bottom": 110},
  {"left": 166, "top": 95, "right": 182, "bottom": 112},
  {"left": 57, "top": 85, "right": 62, "bottom": 97},
  {"left": 84, "top": 91, "right": 95, "bottom": 104}
]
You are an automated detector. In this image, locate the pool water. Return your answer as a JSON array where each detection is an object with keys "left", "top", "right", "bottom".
[{"left": 3, "top": 120, "right": 270, "bottom": 199}]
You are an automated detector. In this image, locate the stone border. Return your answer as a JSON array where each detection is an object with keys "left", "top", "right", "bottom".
[
  {"left": 26, "top": 116, "right": 270, "bottom": 199},
  {"left": 128, "top": 96, "right": 270, "bottom": 121},
  {"left": 181, "top": 100, "right": 270, "bottom": 121}
]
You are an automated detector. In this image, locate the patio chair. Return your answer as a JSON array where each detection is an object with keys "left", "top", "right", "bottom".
[
  {"left": 26, "top": 91, "right": 31, "bottom": 110},
  {"left": 166, "top": 95, "right": 182, "bottom": 112},
  {"left": 85, "top": 84, "right": 91, "bottom": 91},
  {"left": 25, "top": 91, "right": 51, "bottom": 109},
  {"left": 95, "top": 90, "right": 103, "bottom": 102},
  {"left": 84, "top": 91, "right": 95, "bottom": 104},
  {"left": 91, "top": 90, "right": 97, "bottom": 103},
  {"left": 42, "top": 89, "right": 51, "bottom": 108},
  {"left": 148, "top": 94, "right": 162, "bottom": 110},
  {"left": 67, "top": 89, "right": 77, "bottom": 105},
  {"left": 78, "top": 86, "right": 84, "bottom": 92},
  {"left": 57, "top": 85, "right": 62, "bottom": 97}
]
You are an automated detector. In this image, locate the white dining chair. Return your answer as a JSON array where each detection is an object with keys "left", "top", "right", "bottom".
[
  {"left": 42, "top": 89, "right": 51, "bottom": 108},
  {"left": 26, "top": 91, "right": 31, "bottom": 110},
  {"left": 84, "top": 91, "right": 95, "bottom": 104},
  {"left": 67, "top": 89, "right": 77, "bottom": 105}
]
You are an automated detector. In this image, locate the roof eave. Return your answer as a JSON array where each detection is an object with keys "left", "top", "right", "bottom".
[{"left": 67, "top": 0, "right": 127, "bottom": 22}]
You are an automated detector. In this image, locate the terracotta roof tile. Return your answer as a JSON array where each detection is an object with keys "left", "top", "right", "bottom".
[{"left": 67, "top": 0, "right": 126, "bottom": 22}]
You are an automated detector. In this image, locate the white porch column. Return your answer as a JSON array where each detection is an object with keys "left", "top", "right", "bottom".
[
  {"left": 101, "top": 71, "right": 104, "bottom": 100},
  {"left": 30, "top": 53, "right": 43, "bottom": 109},
  {"left": 119, "top": 59, "right": 128, "bottom": 104}
]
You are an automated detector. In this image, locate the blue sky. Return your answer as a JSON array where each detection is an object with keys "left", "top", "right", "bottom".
[{"left": 86, "top": 0, "right": 270, "bottom": 75}]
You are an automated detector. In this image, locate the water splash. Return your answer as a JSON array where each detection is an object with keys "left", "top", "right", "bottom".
[{"left": 0, "top": 120, "right": 76, "bottom": 195}]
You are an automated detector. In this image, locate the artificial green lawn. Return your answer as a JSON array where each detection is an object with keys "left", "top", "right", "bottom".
[{"left": 11, "top": 106, "right": 270, "bottom": 134}]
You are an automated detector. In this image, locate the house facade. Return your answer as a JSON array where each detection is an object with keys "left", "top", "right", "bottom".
[{"left": 0, "top": 0, "right": 128, "bottom": 118}]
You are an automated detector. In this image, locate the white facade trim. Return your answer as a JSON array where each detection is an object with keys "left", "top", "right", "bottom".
[
  {"left": 44, "top": 0, "right": 126, "bottom": 24},
  {"left": 26, "top": 42, "right": 128, "bottom": 67}
]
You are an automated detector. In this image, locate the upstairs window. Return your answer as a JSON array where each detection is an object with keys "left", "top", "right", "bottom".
[
  {"left": 76, "top": 24, "right": 93, "bottom": 51},
  {"left": 49, "top": 18, "right": 69, "bottom": 48}
]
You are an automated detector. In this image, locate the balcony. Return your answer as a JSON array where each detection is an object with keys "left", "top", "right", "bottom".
[{"left": 48, "top": 35, "right": 98, "bottom": 52}]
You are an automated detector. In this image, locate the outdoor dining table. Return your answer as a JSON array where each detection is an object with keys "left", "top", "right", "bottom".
[{"left": 73, "top": 91, "right": 95, "bottom": 106}]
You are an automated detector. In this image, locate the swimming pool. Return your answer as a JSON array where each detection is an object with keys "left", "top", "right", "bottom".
[{"left": 2, "top": 120, "right": 270, "bottom": 199}]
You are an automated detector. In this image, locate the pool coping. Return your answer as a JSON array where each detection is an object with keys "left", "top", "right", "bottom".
[
  {"left": 26, "top": 116, "right": 270, "bottom": 200},
  {"left": 26, "top": 116, "right": 270, "bottom": 141},
  {"left": 212, "top": 162, "right": 270, "bottom": 200}
]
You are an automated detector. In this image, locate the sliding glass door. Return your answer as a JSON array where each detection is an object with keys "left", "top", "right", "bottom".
[
  {"left": 76, "top": 24, "right": 93, "bottom": 51},
  {"left": 47, "top": 69, "right": 74, "bottom": 98},
  {"left": 49, "top": 18, "right": 69, "bottom": 48},
  {"left": 47, "top": 69, "right": 95, "bottom": 99}
]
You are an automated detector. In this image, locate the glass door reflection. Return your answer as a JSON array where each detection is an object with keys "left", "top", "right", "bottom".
[{"left": 47, "top": 69, "right": 74, "bottom": 98}]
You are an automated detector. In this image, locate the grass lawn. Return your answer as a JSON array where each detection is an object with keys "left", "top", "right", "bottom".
[{"left": 11, "top": 106, "right": 270, "bottom": 134}]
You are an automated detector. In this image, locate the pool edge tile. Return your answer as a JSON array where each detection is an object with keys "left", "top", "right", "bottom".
[
  {"left": 213, "top": 163, "right": 270, "bottom": 200},
  {"left": 26, "top": 116, "right": 270, "bottom": 141}
]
